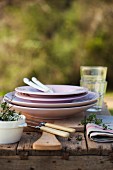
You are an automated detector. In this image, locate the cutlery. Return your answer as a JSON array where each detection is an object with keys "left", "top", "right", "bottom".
[
  {"left": 25, "top": 114, "right": 75, "bottom": 133},
  {"left": 32, "top": 77, "right": 54, "bottom": 93},
  {"left": 39, "top": 121, "right": 76, "bottom": 133},
  {"left": 26, "top": 120, "right": 70, "bottom": 138},
  {"left": 23, "top": 78, "right": 48, "bottom": 92}
]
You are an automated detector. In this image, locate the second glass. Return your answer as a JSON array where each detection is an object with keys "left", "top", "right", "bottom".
[
  {"left": 80, "top": 80, "right": 107, "bottom": 112},
  {"left": 80, "top": 66, "right": 107, "bottom": 81}
]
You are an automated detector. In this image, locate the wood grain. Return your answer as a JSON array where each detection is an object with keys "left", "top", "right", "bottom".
[
  {"left": 33, "top": 132, "right": 62, "bottom": 150},
  {"left": 0, "top": 156, "right": 113, "bottom": 170}
]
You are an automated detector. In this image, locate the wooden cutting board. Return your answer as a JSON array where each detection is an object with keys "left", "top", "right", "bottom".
[{"left": 23, "top": 112, "right": 84, "bottom": 150}]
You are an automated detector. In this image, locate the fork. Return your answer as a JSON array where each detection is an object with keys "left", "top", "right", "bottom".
[
  {"left": 32, "top": 77, "right": 54, "bottom": 93},
  {"left": 23, "top": 77, "right": 53, "bottom": 93}
]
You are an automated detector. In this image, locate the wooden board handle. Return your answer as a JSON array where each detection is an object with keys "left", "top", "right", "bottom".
[
  {"left": 45, "top": 122, "right": 76, "bottom": 133},
  {"left": 33, "top": 132, "right": 62, "bottom": 150},
  {"left": 40, "top": 126, "right": 70, "bottom": 138}
]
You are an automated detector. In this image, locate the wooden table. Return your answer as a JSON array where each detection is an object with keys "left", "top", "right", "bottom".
[{"left": 0, "top": 104, "right": 113, "bottom": 170}]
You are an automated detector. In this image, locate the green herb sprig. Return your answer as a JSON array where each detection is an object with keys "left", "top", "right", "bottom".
[
  {"left": 81, "top": 114, "right": 108, "bottom": 130},
  {"left": 0, "top": 102, "right": 21, "bottom": 121},
  {"left": 81, "top": 114, "right": 102, "bottom": 125}
]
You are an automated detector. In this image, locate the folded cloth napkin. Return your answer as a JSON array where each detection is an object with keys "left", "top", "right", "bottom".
[{"left": 86, "top": 123, "right": 113, "bottom": 142}]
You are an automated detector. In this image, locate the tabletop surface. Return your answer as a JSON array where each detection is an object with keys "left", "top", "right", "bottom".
[{"left": 0, "top": 102, "right": 112, "bottom": 157}]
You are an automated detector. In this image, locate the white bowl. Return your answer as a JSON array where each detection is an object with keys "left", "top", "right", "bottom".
[{"left": 0, "top": 115, "right": 27, "bottom": 144}]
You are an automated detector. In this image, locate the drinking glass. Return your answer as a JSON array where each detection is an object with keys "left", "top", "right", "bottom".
[
  {"left": 80, "top": 66, "right": 107, "bottom": 81},
  {"left": 80, "top": 80, "right": 107, "bottom": 112}
]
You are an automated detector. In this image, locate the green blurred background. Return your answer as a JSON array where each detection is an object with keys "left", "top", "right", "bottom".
[{"left": 0, "top": 0, "right": 113, "bottom": 95}]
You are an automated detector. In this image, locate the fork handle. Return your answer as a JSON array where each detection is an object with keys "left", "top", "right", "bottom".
[
  {"left": 23, "top": 78, "right": 47, "bottom": 92},
  {"left": 32, "top": 77, "right": 49, "bottom": 91},
  {"left": 40, "top": 126, "right": 70, "bottom": 138},
  {"left": 45, "top": 123, "right": 76, "bottom": 133}
]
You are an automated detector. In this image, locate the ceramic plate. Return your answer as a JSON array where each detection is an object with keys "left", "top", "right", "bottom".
[
  {"left": 4, "top": 91, "right": 98, "bottom": 108},
  {"left": 14, "top": 91, "right": 88, "bottom": 103},
  {"left": 6, "top": 102, "right": 96, "bottom": 119},
  {"left": 15, "top": 85, "right": 88, "bottom": 96}
]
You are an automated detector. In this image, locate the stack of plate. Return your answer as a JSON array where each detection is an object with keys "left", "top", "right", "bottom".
[{"left": 3, "top": 85, "right": 98, "bottom": 119}]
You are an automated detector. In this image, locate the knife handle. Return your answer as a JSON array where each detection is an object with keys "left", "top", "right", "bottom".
[
  {"left": 40, "top": 126, "right": 70, "bottom": 138},
  {"left": 45, "top": 123, "right": 76, "bottom": 133}
]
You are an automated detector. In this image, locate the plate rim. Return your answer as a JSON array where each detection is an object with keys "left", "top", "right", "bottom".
[
  {"left": 5, "top": 101, "right": 96, "bottom": 119},
  {"left": 4, "top": 91, "right": 98, "bottom": 108},
  {"left": 15, "top": 85, "right": 88, "bottom": 96},
  {"left": 6, "top": 101, "right": 96, "bottom": 111},
  {"left": 14, "top": 91, "right": 88, "bottom": 102}
]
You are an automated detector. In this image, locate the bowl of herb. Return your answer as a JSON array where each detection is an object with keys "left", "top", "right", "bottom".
[{"left": 0, "top": 102, "right": 27, "bottom": 144}]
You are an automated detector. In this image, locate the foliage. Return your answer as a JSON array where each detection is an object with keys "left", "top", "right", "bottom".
[
  {"left": 81, "top": 114, "right": 102, "bottom": 125},
  {"left": 0, "top": 102, "right": 21, "bottom": 121},
  {"left": 0, "top": 0, "right": 113, "bottom": 93},
  {"left": 109, "top": 109, "right": 113, "bottom": 116},
  {"left": 81, "top": 114, "right": 108, "bottom": 130}
]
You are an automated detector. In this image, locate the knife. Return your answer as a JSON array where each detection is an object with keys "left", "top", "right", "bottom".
[
  {"left": 26, "top": 120, "right": 70, "bottom": 138},
  {"left": 25, "top": 116, "right": 76, "bottom": 133},
  {"left": 39, "top": 121, "right": 76, "bottom": 133}
]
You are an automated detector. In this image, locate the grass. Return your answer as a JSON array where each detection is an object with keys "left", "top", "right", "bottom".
[
  {"left": 104, "top": 91, "right": 113, "bottom": 115},
  {"left": 105, "top": 91, "right": 113, "bottom": 97},
  {"left": 109, "top": 109, "right": 113, "bottom": 115},
  {"left": 0, "top": 92, "right": 6, "bottom": 96}
]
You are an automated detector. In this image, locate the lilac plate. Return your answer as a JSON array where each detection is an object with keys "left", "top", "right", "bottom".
[
  {"left": 4, "top": 91, "right": 98, "bottom": 108},
  {"left": 15, "top": 85, "right": 88, "bottom": 96},
  {"left": 6, "top": 102, "right": 96, "bottom": 119},
  {"left": 14, "top": 91, "right": 88, "bottom": 103}
]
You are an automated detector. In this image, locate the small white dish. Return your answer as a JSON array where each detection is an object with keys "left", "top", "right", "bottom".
[{"left": 0, "top": 115, "right": 27, "bottom": 144}]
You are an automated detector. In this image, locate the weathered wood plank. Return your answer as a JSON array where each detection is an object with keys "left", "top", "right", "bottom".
[
  {"left": 0, "top": 143, "right": 18, "bottom": 156},
  {"left": 17, "top": 132, "right": 62, "bottom": 156},
  {"left": 57, "top": 132, "right": 87, "bottom": 155},
  {"left": 0, "top": 156, "right": 113, "bottom": 170},
  {"left": 86, "top": 134, "right": 113, "bottom": 155},
  {"left": 16, "top": 132, "right": 86, "bottom": 156},
  {"left": 17, "top": 132, "right": 41, "bottom": 153}
]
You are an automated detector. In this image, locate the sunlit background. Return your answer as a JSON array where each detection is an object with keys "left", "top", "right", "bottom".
[{"left": 0, "top": 0, "right": 113, "bottom": 113}]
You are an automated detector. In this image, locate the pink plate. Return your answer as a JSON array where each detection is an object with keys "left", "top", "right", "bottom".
[
  {"left": 15, "top": 85, "right": 88, "bottom": 96},
  {"left": 4, "top": 91, "right": 98, "bottom": 108},
  {"left": 15, "top": 91, "right": 88, "bottom": 103},
  {"left": 6, "top": 102, "right": 96, "bottom": 119}
]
